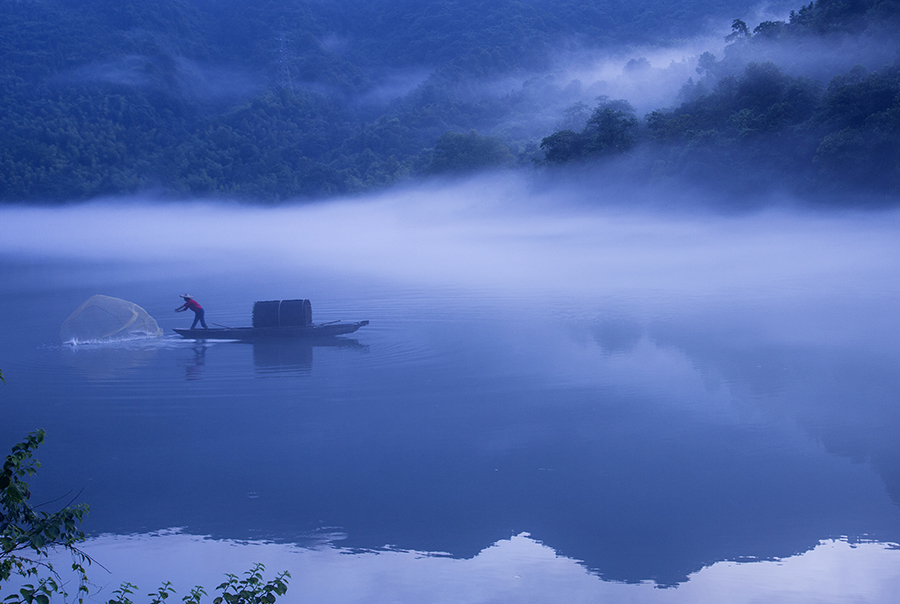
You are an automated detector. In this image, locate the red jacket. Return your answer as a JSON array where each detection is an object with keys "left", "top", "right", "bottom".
[{"left": 178, "top": 299, "right": 202, "bottom": 312}]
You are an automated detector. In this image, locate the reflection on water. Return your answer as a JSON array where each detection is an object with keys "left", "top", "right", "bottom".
[
  {"left": 32, "top": 531, "right": 900, "bottom": 604},
  {"left": 251, "top": 339, "right": 367, "bottom": 376},
  {"left": 253, "top": 340, "right": 313, "bottom": 374},
  {"left": 186, "top": 344, "right": 207, "bottom": 381},
  {"left": 14, "top": 304, "right": 900, "bottom": 588},
  {"left": 3, "top": 195, "right": 900, "bottom": 601},
  {"left": 60, "top": 340, "right": 164, "bottom": 381},
  {"left": 59, "top": 336, "right": 370, "bottom": 381}
]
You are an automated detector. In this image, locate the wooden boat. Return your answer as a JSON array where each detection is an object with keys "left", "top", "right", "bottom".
[{"left": 173, "top": 320, "right": 369, "bottom": 341}]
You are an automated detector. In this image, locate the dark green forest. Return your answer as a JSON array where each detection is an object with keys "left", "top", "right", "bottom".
[
  {"left": 1, "top": 0, "right": 898, "bottom": 202},
  {"left": 541, "top": 0, "right": 900, "bottom": 198}
]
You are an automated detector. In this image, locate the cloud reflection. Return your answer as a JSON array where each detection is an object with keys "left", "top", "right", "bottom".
[
  {"left": 4, "top": 177, "right": 900, "bottom": 599},
  {"left": 43, "top": 531, "right": 900, "bottom": 604}
]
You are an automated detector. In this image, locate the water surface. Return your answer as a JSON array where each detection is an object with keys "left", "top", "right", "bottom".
[{"left": 2, "top": 183, "right": 900, "bottom": 602}]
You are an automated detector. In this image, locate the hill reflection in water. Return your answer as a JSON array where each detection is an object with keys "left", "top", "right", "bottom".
[
  {"left": 8, "top": 291, "right": 899, "bottom": 587},
  {"left": 38, "top": 531, "right": 900, "bottom": 604},
  {"left": 2, "top": 191, "right": 900, "bottom": 600}
]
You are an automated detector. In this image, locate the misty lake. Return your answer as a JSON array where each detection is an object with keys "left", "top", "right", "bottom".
[{"left": 2, "top": 177, "right": 900, "bottom": 603}]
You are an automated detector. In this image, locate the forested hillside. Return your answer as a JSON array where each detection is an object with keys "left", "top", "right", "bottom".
[
  {"left": 1, "top": 0, "right": 896, "bottom": 202},
  {"left": 540, "top": 0, "right": 900, "bottom": 198}
]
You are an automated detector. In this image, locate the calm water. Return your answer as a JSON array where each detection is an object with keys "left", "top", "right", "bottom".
[{"left": 2, "top": 184, "right": 900, "bottom": 603}]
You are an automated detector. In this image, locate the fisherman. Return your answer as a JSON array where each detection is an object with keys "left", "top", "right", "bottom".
[{"left": 175, "top": 294, "right": 208, "bottom": 329}]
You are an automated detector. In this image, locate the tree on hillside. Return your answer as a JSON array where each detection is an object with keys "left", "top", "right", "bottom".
[
  {"left": 725, "top": 18, "right": 750, "bottom": 42},
  {"left": 582, "top": 99, "right": 639, "bottom": 155},
  {"left": 540, "top": 97, "right": 638, "bottom": 163},
  {"left": 540, "top": 130, "right": 585, "bottom": 164},
  {"left": 426, "top": 130, "right": 514, "bottom": 173}
]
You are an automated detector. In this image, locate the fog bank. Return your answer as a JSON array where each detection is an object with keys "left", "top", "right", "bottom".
[{"left": 2, "top": 175, "right": 899, "bottom": 304}]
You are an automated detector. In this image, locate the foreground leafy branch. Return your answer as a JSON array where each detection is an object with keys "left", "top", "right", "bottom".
[
  {"left": 213, "top": 565, "right": 290, "bottom": 604},
  {"left": 104, "top": 564, "right": 290, "bottom": 604},
  {"left": 2, "top": 431, "right": 291, "bottom": 604},
  {"left": 1, "top": 430, "right": 91, "bottom": 604}
]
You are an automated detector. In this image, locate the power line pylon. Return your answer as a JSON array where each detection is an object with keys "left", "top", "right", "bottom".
[{"left": 275, "top": 32, "right": 294, "bottom": 93}]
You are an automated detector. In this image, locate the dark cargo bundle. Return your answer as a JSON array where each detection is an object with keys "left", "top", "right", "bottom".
[{"left": 252, "top": 299, "right": 312, "bottom": 328}]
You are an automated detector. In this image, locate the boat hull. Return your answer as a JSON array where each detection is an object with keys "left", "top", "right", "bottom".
[{"left": 173, "top": 320, "right": 368, "bottom": 340}]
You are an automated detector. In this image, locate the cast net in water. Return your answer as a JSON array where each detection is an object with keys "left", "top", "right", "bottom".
[{"left": 60, "top": 295, "right": 163, "bottom": 343}]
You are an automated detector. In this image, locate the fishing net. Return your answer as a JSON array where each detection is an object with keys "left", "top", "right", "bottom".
[{"left": 60, "top": 295, "right": 163, "bottom": 343}]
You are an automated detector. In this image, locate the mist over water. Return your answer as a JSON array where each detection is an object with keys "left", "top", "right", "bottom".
[
  {"left": 4, "top": 174, "right": 899, "bottom": 299},
  {"left": 3, "top": 177, "right": 900, "bottom": 602}
]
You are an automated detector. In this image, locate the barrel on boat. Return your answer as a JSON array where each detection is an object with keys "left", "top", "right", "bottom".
[{"left": 252, "top": 299, "right": 312, "bottom": 327}]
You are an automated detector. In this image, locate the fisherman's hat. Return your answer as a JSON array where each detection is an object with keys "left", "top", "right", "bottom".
[{"left": 181, "top": 294, "right": 192, "bottom": 299}]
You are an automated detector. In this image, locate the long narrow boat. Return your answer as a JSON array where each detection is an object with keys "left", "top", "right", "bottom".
[{"left": 173, "top": 320, "right": 369, "bottom": 341}]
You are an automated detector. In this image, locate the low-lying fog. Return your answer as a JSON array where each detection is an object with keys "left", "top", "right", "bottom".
[{"left": 3, "top": 174, "right": 899, "bottom": 306}]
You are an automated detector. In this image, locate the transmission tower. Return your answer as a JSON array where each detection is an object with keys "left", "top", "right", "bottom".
[{"left": 275, "top": 32, "right": 294, "bottom": 93}]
